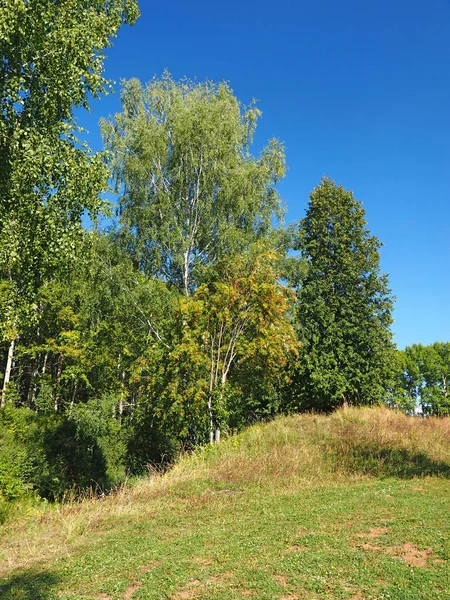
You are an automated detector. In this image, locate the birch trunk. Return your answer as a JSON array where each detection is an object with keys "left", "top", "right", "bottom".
[
  {"left": 208, "top": 394, "right": 214, "bottom": 445},
  {"left": 183, "top": 248, "right": 190, "bottom": 296},
  {"left": 42, "top": 352, "right": 48, "bottom": 375},
  {"left": 1, "top": 337, "right": 16, "bottom": 407}
]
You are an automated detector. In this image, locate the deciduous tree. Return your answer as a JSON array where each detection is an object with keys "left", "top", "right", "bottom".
[
  {"left": 101, "top": 72, "right": 286, "bottom": 294},
  {"left": 393, "top": 343, "right": 450, "bottom": 415},
  {"left": 0, "top": 0, "right": 139, "bottom": 403},
  {"left": 136, "top": 247, "right": 298, "bottom": 444}
]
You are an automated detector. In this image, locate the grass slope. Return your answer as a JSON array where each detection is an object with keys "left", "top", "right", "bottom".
[{"left": 0, "top": 407, "right": 449, "bottom": 600}]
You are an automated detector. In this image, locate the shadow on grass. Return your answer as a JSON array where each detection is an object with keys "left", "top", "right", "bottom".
[
  {"left": 0, "top": 571, "right": 60, "bottom": 599},
  {"left": 338, "top": 445, "right": 450, "bottom": 479}
]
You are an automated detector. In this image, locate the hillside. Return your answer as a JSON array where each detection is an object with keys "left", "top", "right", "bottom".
[{"left": 1, "top": 407, "right": 449, "bottom": 599}]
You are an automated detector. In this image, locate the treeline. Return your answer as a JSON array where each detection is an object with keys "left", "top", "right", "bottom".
[{"left": 0, "top": 1, "right": 448, "bottom": 505}]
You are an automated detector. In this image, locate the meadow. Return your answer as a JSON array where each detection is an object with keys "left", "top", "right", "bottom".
[{"left": 1, "top": 407, "right": 449, "bottom": 600}]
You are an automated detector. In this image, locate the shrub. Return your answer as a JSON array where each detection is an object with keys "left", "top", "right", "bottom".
[{"left": 0, "top": 396, "right": 128, "bottom": 502}]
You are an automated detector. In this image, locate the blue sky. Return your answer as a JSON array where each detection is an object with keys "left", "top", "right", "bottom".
[{"left": 78, "top": 0, "right": 450, "bottom": 349}]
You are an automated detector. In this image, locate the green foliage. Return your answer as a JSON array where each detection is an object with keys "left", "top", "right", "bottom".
[
  {"left": 101, "top": 72, "right": 286, "bottom": 294},
  {"left": 135, "top": 247, "right": 298, "bottom": 444},
  {"left": 289, "top": 177, "right": 396, "bottom": 411},
  {"left": 0, "top": 401, "right": 127, "bottom": 501},
  {"left": 392, "top": 343, "right": 450, "bottom": 415},
  {"left": 0, "top": 38, "right": 417, "bottom": 510},
  {"left": 0, "top": 407, "right": 33, "bottom": 500},
  {"left": 0, "top": 0, "right": 139, "bottom": 331},
  {"left": 125, "top": 400, "right": 180, "bottom": 474}
]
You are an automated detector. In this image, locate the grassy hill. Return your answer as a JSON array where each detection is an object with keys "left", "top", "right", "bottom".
[{"left": 1, "top": 407, "right": 449, "bottom": 599}]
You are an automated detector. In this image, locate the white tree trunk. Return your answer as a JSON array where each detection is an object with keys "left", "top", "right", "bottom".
[
  {"left": 42, "top": 352, "right": 48, "bottom": 375},
  {"left": 183, "top": 248, "right": 190, "bottom": 296},
  {"left": 1, "top": 337, "right": 16, "bottom": 407},
  {"left": 208, "top": 394, "right": 214, "bottom": 445}
]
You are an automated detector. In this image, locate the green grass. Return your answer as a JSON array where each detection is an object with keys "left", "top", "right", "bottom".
[{"left": 1, "top": 407, "right": 449, "bottom": 599}]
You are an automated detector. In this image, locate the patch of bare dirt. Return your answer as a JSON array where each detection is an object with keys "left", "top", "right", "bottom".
[
  {"left": 193, "top": 556, "right": 214, "bottom": 567},
  {"left": 386, "top": 543, "right": 432, "bottom": 567},
  {"left": 124, "top": 583, "right": 140, "bottom": 600},
  {"left": 356, "top": 527, "right": 390, "bottom": 539},
  {"left": 357, "top": 538, "right": 434, "bottom": 568},
  {"left": 279, "top": 595, "right": 299, "bottom": 600},
  {"left": 170, "top": 579, "right": 202, "bottom": 600},
  {"left": 274, "top": 575, "right": 288, "bottom": 587},
  {"left": 207, "top": 571, "right": 233, "bottom": 584},
  {"left": 171, "top": 592, "right": 196, "bottom": 600},
  {"left": 359, "top": 542, "right": 381, "bottom": 551},
  {"left": 96, "top": 594, "right": 111, "bottom": 600}
]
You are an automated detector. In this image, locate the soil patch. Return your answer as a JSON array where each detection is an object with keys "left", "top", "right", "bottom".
[
  {"left": 124, "top": 583, "right": 140, "bottom": 599},
  {"left": 356, "top": 527, "right": 389, "bottom": 539},
  {"left": 170, "top": 579, "right": 202, "bottom": 600},
  {"left": 359, "top": 542, "right": 381, "bottom": 551},
  {"left": 386, "top": 543, "right": 432, "bottom": 567},
  {"left": 274, "top": 574, "right": 288, "bottom": 587}
]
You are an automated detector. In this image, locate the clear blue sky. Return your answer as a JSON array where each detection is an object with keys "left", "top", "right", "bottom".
[{"left": 78, "top": 0, "right": 450, "bottom": 350}]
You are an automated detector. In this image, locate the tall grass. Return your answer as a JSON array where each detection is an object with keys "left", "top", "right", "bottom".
[
  {"left": 1, "top": 406, "right": 449, "bottom": 574},
  {"left": 170, "top": 407, "right": 450, "bottom": 487}
]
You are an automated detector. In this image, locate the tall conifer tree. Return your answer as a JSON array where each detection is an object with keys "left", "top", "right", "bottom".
[{"left": 291, "top": 177, "right": 395, "bottom": 410}]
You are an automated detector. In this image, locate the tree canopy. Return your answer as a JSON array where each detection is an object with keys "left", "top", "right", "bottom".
[
  {"left": 0, "top": 0, "right": 139, "bottom": 403},
  {"left": 101, "top": 72, "right": 286, "bottom": 294},
  {"left": 392, "top": 343, "right": 450, "bottom": 415},
  {"left": 0, "top": 0, "right": 139, "bottom": 316}
]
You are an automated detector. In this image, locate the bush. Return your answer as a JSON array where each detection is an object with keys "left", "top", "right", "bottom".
[
  {"left": 0, "top": 397, "right": 128, "bottom": 502},
  {"left": 0, "top": 406, "right": 39, "bottom": 500},
  {"left": 125, "top": 401, "right": 180, "bottom": 475}
]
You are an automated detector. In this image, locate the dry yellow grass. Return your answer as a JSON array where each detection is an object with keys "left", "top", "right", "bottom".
[
  {"left": 171, "top": 406, "right": 450, "bottom": 486},
  {"left": 1, "top": 406, "right": 449, "bottom": 577}
]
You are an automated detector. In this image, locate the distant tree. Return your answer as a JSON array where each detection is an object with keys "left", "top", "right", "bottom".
[
  {"left": 289, "top": 177, "right": 395, "bottom": 411},
  {"left": 393, "top": 343, "right": 450, "bottom": 415},
  {"left": 101, "top": 72, "right": 286, "bottom": 295},
  {"left": 0, "top": 0, "right": 139, "bottom": 404}
]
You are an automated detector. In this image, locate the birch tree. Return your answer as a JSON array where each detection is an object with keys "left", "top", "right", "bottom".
[
  {"left": 101, "top": 72, "right": 286, "bottom": 295},
  {"left": 0, "top": 0, "right": 139, "bottom": 403}
]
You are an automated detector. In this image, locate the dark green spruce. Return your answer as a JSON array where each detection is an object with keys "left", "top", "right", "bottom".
[{"left": 289, "top": 177, "right": 396, "bottom": 411}]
